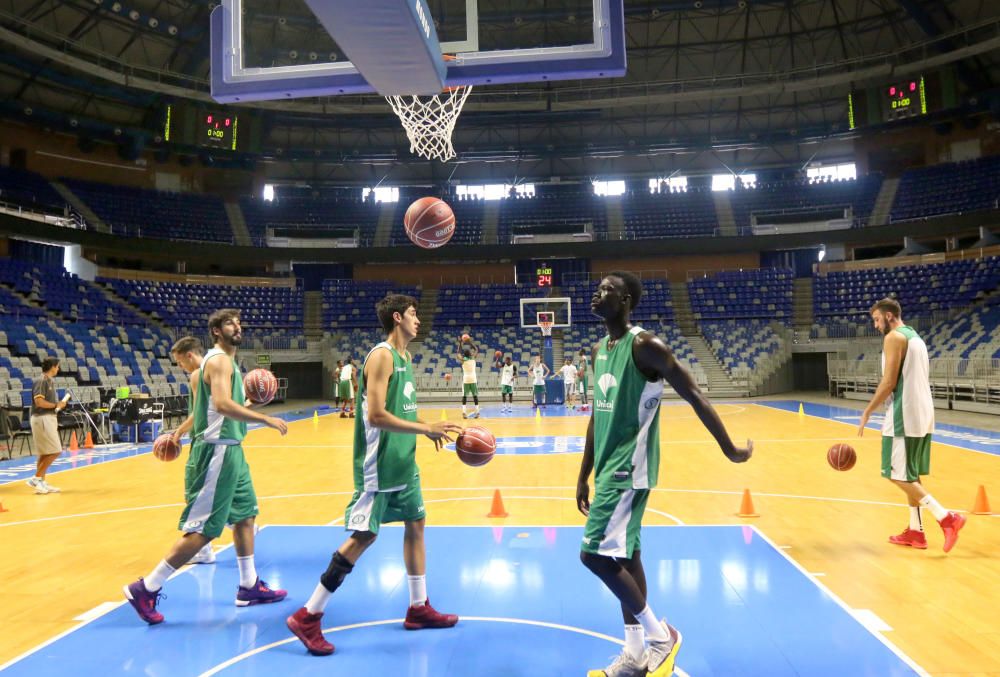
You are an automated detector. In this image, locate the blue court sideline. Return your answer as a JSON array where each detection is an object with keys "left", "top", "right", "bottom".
[
  {"left": 1, "top": 525, "right": 922, "bottom": 676},
  {"left": 758, "top": 400, "right": 1000, "bottom": 456}
]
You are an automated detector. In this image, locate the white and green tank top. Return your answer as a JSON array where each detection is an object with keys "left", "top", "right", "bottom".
[
  {"left": 881, "top": 326, "right": 935, "bottom": 438},
  {"left": 194, "top": 347, "right": 247, "bottom": 445},
  {"left": 593, "top": 327, "right": 664, "bottom": 489},
  {"left": 354, "top": 342, "right": 419, "bottom": 491}
]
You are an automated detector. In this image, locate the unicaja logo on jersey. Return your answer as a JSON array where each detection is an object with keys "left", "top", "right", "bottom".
[
  {"left": 402, "top": 381, "right": 418, "bottom": 412},
  {"left": 596, "top": 373, "right": 618, "bottom": 411}
]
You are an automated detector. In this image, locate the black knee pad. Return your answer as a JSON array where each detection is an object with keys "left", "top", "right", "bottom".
[
  {"left": 320, "top": 551, "right": 354, "bottom": 592},
  {"left": 473, "top": 396, "right": 479, "bottom": 405},
  {"left": 462, "top": 395, "right": 468, "bottom": 405}
]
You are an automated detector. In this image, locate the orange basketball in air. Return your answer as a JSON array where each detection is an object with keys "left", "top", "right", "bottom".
[
  {"left": 404, "top": 197, "right": 455, "bottom": 249},
  {"left": 455, "top": 426, "right": 497, "bottom": 467},
  {"left": 827, "top": 443, "right": 857, "bottom": 471}
]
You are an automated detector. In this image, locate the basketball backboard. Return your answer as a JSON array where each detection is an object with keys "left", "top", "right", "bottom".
[
  {"left": 210, "top": 0, "right": 626, "bottom": 102},
  {"left": 520, "top": 297, "right": 571, "bottom": 328}
]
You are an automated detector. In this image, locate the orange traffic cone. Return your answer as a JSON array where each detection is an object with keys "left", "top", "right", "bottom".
[
  {"left": 487, "top": 489, "right": 509, "bottom": 518},
  {"left": 972, "top": 485, "right": 992, "bottom": 515},
  {"left": 83, "top": 430, "right": 95, "bottom": 449},
  {"left": 69, "top": 431, "right": 79, "bottom": 452},
  {"left": 737, "top": 488, "right": 759, "bottom": 517},
  {"left": 0, "top": 501, "right": 8, "bottom": 513}
]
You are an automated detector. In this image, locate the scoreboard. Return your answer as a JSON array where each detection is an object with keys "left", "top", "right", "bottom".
[
  {"left": 848, "top": 69, "right": 957, "bottom": 130},
  {"left": 163, "top": 103, "right": 260, "bottom": 152}
]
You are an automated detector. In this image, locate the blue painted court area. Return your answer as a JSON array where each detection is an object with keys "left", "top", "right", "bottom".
[
  {"left": 1, "top": 525, "right": 921, "bottom": 676},
  {"left": 758, "top": 400, "right": 1000, "bottom": 456},
  {"left": 0, "top": 408, "right": 322, "bottom": 483}
]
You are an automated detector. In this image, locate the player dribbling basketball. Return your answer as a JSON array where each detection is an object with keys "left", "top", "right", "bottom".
[{"left": 287, "top": 294, "right": 464, "bottom": 656}]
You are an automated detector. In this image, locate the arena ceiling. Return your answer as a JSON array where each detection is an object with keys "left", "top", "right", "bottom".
[{"left": 1, "top": 0, "right": 999, "bottom": 180}]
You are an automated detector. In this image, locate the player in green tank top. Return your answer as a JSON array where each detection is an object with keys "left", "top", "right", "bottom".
[
  {"left": 577, "top": 272, "right": 753, "bottom": 677},
  {"left": 288, "top": 294, "right": 465, "bottom": 657},
  {"left": 124, "top": 310, "right": 290, "bottom": 625}
]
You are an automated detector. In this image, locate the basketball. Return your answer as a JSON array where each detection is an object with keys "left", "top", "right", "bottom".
[
  {"left": 245, "top": 368, "right": 278, "bottom": 404},
  {"left": 462, "top": 333, "right": 471, "bottom": 342},
  {"left": 827, "top": 443, "right": 857, "bottom": 471},
  {"left": 455, "top": 425, "right": 496, "bottom": 467},
  {"left": 444, "top": 373, "right": 452, "bottom": 381},
  {"left": 494, "top": 350, "right": 502, "bottom": 359},
  {"left": 152, "top": 433, "right": 181, "bottom": 462},
  {"left": 404, "top": 197, "right": 455, "bottom": 249}
]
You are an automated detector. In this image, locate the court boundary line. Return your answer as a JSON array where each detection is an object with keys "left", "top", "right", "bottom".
[
  {"left": 750, "top": 525, "right": 930, "bottom": 677},
  {"left": 0, "top": 537, "right": 239, "bottom": 672},
  {"left": 196, "top": 616, "right": 691, "bottom": 677},
  {"left": 0, "top": 485, "right": 942, "bottom": 529}
]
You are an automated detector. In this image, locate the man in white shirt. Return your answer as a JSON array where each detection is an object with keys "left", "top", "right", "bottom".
[
  {"left": 530, "top": 355, "right": 550, "bottom": 408},
  {"left": 496, "top": 355, "right": 518, "bottom": 413},
  {"left": 559, "top": 358, "right": 578, "bottom": 408},
  {"left": 339, "top": 360, "right": 357, "bottom": 418}
]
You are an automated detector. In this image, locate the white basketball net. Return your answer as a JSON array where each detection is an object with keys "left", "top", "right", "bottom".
[
  {"left": 539, "top": 321, "right": 553, "bottom": 337},
  {"left": 386, "top": 85, "right": 472, "bottom": 162}
]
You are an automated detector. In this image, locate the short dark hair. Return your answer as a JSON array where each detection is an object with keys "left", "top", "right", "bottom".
[
  {"left": 171, "top": 336, "right": 204, "bottom": 356},
  {"left": 870, "top": 297, "right": 902, "bottom": 318},
  {"left": 376, "top": 294, "right": 418, "bottom": 334},
  {"left": 608, "top": 270, "right": 643, "bottom": 311},
  {"left": 208, "top": 308, "right": 240, "bottom": 340},
  {"left": 41, "top": 357, "right": 60, "bottom": 372}
]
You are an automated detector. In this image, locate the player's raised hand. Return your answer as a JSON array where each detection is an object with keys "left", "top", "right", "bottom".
[{"left": 724, "top": 439, "right": 753, "bottom": 463}]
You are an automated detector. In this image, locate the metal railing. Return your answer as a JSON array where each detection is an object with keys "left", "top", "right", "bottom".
[{"left": 828, "top": 357, "right": 1000, "bottom": 404}]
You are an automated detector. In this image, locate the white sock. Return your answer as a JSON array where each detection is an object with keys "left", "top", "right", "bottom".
[
  {"left": 237, "top": 555, "right": 257, "bottom": 588},
  {"left": 909, "top": 506, "right": 923, "bottom": 532},
  {"left": 919, "top": 495, "right": 948, "bottom": 521},
  {"left": 305, "top": 582, "right": 333, "bottom": 614},
  {"left": 462, "top": 405, "right": 467, "bottom": 415},
  {"left": 635, "top": 605, "right": 669, "bottom": 643},
  {"left": 624, "top": 624, "right": 644, "bottom": 660},
  {"left": 407, "top": 575, "right": 427, "bottom": 607},
  {"left": 144, "top": 560, "right": 176, "bottom": 592}
]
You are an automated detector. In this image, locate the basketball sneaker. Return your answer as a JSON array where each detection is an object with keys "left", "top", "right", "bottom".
[
  {"left": 403, "top": 599, "right": 458, "bottom": 629},
  {"left": 888, "top": 528, "right": 927, "bottom": 549},
  {"left": 235, "top": 578, "right": 287, "bottom": 606},
  {"left": 123, "top": 578, "right": 165, "bottom": 625},
  {"left": 586, "top": 648, "right": 648, "bottom": 677},
  {"left": 27, "top": 477, "right": 47, "bottom": 494},
  {"left": 939, "top": 511, "right": 967, "bottom": 553},
  {"left": 189, "top": 544, "right": 216, "bottom": 564},
  {"left": 41, "top": 480, "right": 60, "bottom": 493},
  {"left": 646, "top": 622, "right": 682, "bottom": 677},
  {"left": 287, "top": 607, "right": 334, "bottom": 655}
]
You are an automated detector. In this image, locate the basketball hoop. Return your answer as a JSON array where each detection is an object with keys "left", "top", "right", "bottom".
[
  {"left": 539, "top": 321, "right": 553, "bottom": 337},
  {"left": 385, "top": 56, "right": 471, "bottom": 162}
]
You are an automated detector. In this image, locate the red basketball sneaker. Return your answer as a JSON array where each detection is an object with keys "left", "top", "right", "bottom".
[
  {"left": 287, "top": 607, "right": 334, "bottom": 656},
  {"left": 404, "top": 599, "right": 458, "bottom": 630},
  {"left": 888, "top": 528, "right": 927, "bottom": 549},
  {"left": 939, "top": 511, "right": 967, "bottom": 553}
]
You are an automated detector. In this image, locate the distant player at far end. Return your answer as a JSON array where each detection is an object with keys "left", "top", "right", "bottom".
[
  {"left": 858, "top": 297, "right": 965, "bottom": 553},
  {"left": 578, "top": 272, "right": 752, "bottom": 677},
  {"left": 457, "top": 335, "right": 481, "bottom": 419}
]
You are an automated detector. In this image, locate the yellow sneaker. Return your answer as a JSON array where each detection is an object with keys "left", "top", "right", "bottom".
[{"left": 646, "top": 622, "right": 682, "bottom": 676}]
